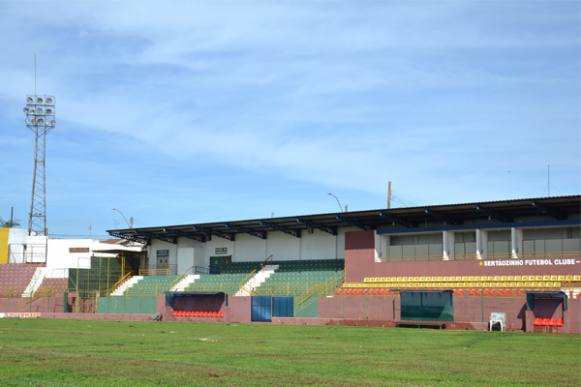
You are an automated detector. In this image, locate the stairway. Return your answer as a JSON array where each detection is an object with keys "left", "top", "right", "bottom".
[
  {"left": 22, "top": 267, "right": 46, "bottom": 298},
  {"left": 235, "top": 265, "right": 278, "bottom": 296},
  {"left": 170, "top": 274, "right": 200, "bottom": 292},
  {"left": 111, "top": 276, "right": 143, "bottom": 296}
]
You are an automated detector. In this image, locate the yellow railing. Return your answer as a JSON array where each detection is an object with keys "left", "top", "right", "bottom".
[
  {"left": 363, "top": 274, "right": 581, "bottom": 283},
  {"left": 139, "top": 267, "right": 171, "bottom": 276},
  {"left": 111, "top": 271, "right": 132, "bottom": 294},
  {"left": 297, "top": 272, "right": 344, "bottom": 308},
  {"left": 239, "top": 269, "right": 258, "bottom": 290}
]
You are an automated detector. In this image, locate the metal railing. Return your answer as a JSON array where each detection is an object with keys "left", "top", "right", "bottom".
[
  {"left": 138, "top": 264, "right": 177, "bottom": 276},
  {"left": 296, "top": 272, "right": 344, "bottom": 310},
  {"left": 110, "top": 271, "right": 132, "bottom": 294}
]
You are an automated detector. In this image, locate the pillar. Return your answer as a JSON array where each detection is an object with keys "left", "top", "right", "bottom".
[
  {"left": 443, "top": 231, "right": 455, "bottom": 261},
  {"left": 476, "top": 229, "right": 487, "bottom": 260},
  {"left": 511, "top": 227, "right": 523, "bottom": 259}
]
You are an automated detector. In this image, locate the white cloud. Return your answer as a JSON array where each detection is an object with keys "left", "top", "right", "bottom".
[{"left": 0, "top": 0, "right": 579, "bottom": 208}]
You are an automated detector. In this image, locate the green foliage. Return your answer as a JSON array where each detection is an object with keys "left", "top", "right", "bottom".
[{"left": 0, "top": 319, "right": 579, "bottom": 386}]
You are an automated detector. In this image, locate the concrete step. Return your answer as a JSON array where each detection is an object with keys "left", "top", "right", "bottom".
[
  {"left": 236, "top": 265, "right": 279, "bottom": 296},
  {"left": 111, "top": 276, "right": 143, "bottom": 296},
  {"left": 170, "top": 274, "right": 200, "bottom": 292}
]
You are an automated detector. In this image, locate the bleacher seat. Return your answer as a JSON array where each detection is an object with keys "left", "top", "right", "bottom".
[
  {"left": 125, "top": 275, "right": 178, "bottom": 296},
  {"left": 35, "top": 278, "right": 68, "bottom": 297},
  {"left": 184, "top": 273, "right": 248, "bottom": 295},
  {"left": 0, "top": 264, "right": 39, "bottom": 297}
]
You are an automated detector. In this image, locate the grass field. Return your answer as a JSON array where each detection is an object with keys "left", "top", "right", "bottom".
[{"left": 0, "top": 319, "right": 579, "bottom": 386}]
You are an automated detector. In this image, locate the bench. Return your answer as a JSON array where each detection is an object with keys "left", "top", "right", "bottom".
[{"left": 396, "top": 320, "right": 446, "bottom": 329}]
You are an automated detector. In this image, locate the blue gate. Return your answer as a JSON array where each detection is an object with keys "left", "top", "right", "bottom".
[
  {"left": 251, "top": 296, "right": 294, "bottom": 322},
  {"left": 272, "top": 296, "right": 294, "bottom": 317},
  {"left": 251, "top": 296, "right": 272, "bottom": 322}
]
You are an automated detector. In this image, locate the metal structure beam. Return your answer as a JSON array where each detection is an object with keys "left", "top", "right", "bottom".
[
  {"left": 260, "top": 221, "right": 302, "bottom": 238},
  {"left": 296, "top": 218, "right": 337, "bottom": 235},
  {"left": 475, "top": 204, "right": 513, "bottom": 223},
  {"left": 378, "top": 211, "right": 413, "bottom": 228},
  {"left": 335, "top": 215, "right": 371, "bottom": 230},
  {"left": 531, "top": 201, "right": 566, "bottom": 220}
]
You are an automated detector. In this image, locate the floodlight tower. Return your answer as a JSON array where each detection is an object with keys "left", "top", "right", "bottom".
[{"left": 23, "top": 95, "right": 56, "bottom": 236}]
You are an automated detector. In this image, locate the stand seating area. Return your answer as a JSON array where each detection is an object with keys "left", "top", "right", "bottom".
[
  {"left": 184, "top": 273, "right": 248, "bottom": 295},
  {"left": 0, "top": 264, "right": 38, "bottom": 297},
  {"left": 339, "top": 274, "right": 581, "bottom": 293},
  {"left": 35, "top": 278, "right": 68, "bottom": 297},
  {"left": 125, "top": 275, "right": 178, "bottom": 296},
  {"left": 253, "top": 260, "right": 344, "bottom": 315}
]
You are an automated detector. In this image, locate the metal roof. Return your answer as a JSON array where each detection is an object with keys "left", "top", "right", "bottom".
[{"left": 107, "top": 195, "right": 581, "bottom": 243}]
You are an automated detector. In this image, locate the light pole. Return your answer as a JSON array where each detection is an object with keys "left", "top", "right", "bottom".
[
  {"left": 112, "top": 208, "right": 133, "bottom": 228},
  {"left": 327, "top": 193, "right": 346, "bottom": 213}
]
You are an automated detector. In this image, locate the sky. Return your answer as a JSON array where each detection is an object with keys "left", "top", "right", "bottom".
[{"left": 0, "top": 1, "right": 579, "bottom": 237}]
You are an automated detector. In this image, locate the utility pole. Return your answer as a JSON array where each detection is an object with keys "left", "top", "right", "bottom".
[
  {"left": 547, "top": 163, "right": 551, "bottom": 197},
  {"left": 387, "top": 181, "right": 392, "bottom": 209}
]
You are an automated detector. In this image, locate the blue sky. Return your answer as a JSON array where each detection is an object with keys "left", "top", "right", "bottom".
[{"left": 0, "top": 1, "right": 579, "bottom": 237}]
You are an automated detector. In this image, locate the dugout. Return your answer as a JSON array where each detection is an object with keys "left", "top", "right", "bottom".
[
  {"left": 526, "top": 291, "right": 567, "bottom": 320},
  {"left": 165, "top": 292, "right": 227, "bottom": 315},
  {"left": 400, "top": 290, "right": 454, "bottom": 322}
]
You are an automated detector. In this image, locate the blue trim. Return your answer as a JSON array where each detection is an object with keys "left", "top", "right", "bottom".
[{"left": 377, "top": 219, "right": 580, "bottom": 235}]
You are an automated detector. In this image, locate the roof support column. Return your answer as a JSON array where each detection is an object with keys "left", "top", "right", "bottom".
[
  {"left": 511, "top": 227, "right": 523, "bottom": 259},
  {"left": 476, "top": 229, "right": 487, "bottom": 260},
  {"left": 443, "top": 230, "right": 455, "bottom": 261}
]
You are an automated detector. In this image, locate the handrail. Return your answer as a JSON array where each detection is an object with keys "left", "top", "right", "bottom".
[
  {"left": 111, "top": 271, "right": 132, "bottom": 294},
  {"left": 297, "top": 272, "right": 343, "bottom": 309},
  {"left": 261, "top": 254, "right": 274, "bottom": 268},
  {"left": 169, "top": 267, "right": 192, "bottom": 290},
  {"left": 239, "top": 268, "right": 258, "bottom": 290},
  {"left": 139, "top": 267, "right": 171, "bottom": 276}
]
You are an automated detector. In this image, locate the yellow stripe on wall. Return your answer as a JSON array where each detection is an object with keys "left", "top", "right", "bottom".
[{"left": 0, "top": 227, "right": 9, "bottom": 264}]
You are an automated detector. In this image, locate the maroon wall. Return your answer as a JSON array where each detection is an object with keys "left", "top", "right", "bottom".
[
  {"left": 0, "top": 296, "right": 65, "bottom": 313},
  {"left": 320, "top": 294, "right": 581, "bottom": 333},
  {"left": 344, "top": 231, "right": 376, "bottom": 282},
  {"left": 225, "top": 296, "right": 251, "bottom": 323},
  {"left": 320, "top": 295, "right": 398, "bottom": 321}
]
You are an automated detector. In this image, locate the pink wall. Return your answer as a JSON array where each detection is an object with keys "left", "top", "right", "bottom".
[
  {"left": 225, "top": 296, "right": 251, "bottom": 323},
  {"left": 0, "top": 296, "right": 65, "bottom": 313},
  {"left": 319, "top": 295, "right": 398, "bottom": 321}
]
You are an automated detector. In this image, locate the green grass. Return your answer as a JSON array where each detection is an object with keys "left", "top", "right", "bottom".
[{"left": 0, "top": 319, "right": 579, "bottom": 386}]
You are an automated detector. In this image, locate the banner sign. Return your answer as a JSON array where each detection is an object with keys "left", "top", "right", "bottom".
[
  {"left": 0, "top": 312, "right": 41, "bottom": 319},
  {"left": 480, "top": 258, "right": 580, "bottom": 267}
]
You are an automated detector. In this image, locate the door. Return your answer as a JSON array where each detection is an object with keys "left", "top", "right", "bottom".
[{"left": 251, "top": 296, "right": 272, "bottom": 322}]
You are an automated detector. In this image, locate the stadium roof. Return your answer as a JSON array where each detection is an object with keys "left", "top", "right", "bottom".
[{"left": 107, "top": 195, "right": 580, "bottom": 244}]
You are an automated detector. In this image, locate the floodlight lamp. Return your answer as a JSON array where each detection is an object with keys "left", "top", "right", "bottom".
[
  {"left": 45, "top": 97, "right": 54, "bottom": 105},
  {"left": 23, "top": 107, "right": 28, "bottom": 113},
  {"left": 25, "top": 119, "right": 31, "bottom": 125},
  {"left": 45, "top": 108, "right": 53, "bottom": 114},
  {"left": 36, "top": 107, "right": 44, "bottom": 114},
  {"left": 50, "top": 120, "right": 56, "bottom": 126},
  {"left": 26, "top": 96, "right": 34, "bottom": 104},
  {"left": 37, "top": 118, "right": 44, "bottom": 125},
  {"left": 36, "top": 96, "right": 44, "bottom": 104}
]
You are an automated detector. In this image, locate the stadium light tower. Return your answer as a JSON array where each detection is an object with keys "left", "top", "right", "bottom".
[{"left": 23, "top": 94, "right": 56, "bottom": 236}]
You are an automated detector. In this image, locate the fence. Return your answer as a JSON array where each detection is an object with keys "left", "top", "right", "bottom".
[{"left": 96, "top": 295, "right": 158, "bottom": 314}]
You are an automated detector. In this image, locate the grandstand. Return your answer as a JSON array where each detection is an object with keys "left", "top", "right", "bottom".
[
  {"left": 105, "top": 195, "right": 580, "bottom": 333},
  {"left": 0, "top": 195, "right": 579, "bottom": 334}
]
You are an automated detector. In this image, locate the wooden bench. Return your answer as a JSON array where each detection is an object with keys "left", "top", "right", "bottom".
[{"left": 396, "top": 320, "right": 446, "bottom": 329}]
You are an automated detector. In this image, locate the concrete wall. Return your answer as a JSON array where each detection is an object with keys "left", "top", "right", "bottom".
[{"left": 149, "top": 227, "right": 352, "bottom": 274}]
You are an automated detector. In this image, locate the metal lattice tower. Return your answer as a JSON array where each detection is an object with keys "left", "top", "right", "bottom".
[{"left": 23, "top": 95, "right": 56, "bottom": 236}]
